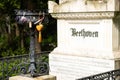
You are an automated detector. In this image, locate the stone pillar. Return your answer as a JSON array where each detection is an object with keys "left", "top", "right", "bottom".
[{"left": 48, "top": 0, "right": 120, "bottom": 80}]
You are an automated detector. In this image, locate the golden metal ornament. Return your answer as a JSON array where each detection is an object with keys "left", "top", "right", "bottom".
[
  {"left": 38, "top": 31, "right": 42, "bottom": 43},
  {"left": 36, "top": 24, "right": 43, "bottom": 31},
  {"left": 36, "top": 24, "right": 43, "bottom": 43}
]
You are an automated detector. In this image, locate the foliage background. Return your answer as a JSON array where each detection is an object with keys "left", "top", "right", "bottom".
[{"left": 0, "top": 0, "right": 58, "bottom": 57}]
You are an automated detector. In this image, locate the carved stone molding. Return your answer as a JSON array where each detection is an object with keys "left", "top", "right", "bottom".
[{"left": 51, "top": 11, "right": 120, "bottom": 19}]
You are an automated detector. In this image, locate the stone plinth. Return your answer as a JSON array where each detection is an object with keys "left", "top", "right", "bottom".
[
  {"left": 50, "top": 12, "right": 120, "bottom": 59},
  {"left": 48, "top": 0, "right": 120, "bottom": 80},
  {"left": 9, "top": 75, "right": 56, "bottom": 80},
  {"left": 49, "top": 53, "right": 120, "bottom": 80}
]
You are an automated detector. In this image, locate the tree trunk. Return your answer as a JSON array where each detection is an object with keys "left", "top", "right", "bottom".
[
  {"left": 35, "top": 32, "right": 41, "bottom": 53},
  {"left": 14, "top": 23, "right": 19, "bottom": 37},
  {"left": 6, "top": 16, "right": 12, "bottom": 45},
  {"left": 19, "top": 25, "right": 24, "bottom": 48}
]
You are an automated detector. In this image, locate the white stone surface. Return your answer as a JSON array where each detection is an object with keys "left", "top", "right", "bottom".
[
  {"left": 49, "top": 12, "right": 120, "bottom": 80},
  {"left": 48, "top": 0, "right": 120, "bottom": 80},
  {"left": 9, "top": 75, "right": 56, "bottom": 80},
  {"left": 49, "top": 53, "right": 115, "bottom": 80},
  {"left": 54, "top": 19, "right": 120, "bottom": 59},
  {"left": 48, "top": 0, "right": 120, "bottom": 13}
]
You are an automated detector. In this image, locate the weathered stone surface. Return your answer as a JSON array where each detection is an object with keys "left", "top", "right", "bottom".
[
  {"left": 9, "top": 75, "right": 56, "bottom": 80},
  {"left": 48, "top": 0, "right": 120, "bottom": 13},
  {"left": 48, "top": 0, "right": 120, "bottom": 80},
  {"left": 49, "top": 53, "right": 116, "bottom": 80}
]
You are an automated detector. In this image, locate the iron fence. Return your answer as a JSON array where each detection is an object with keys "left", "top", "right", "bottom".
[
  {"left": 76, "top": 69, "right": 120, "bottom": 80},
  {"left": 0, "top": 51, "right": 50, "bottom": 80}
]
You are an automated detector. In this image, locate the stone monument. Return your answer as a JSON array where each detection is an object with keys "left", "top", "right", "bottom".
[{"left": 48, "top": 0, "right": 120, "bottom": 80}]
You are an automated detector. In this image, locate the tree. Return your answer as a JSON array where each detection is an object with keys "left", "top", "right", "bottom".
[{"left": 0, "top": 0, "right": 57, "bottom": 57}]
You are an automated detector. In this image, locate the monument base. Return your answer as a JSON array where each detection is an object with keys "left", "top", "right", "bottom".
[
  {"left": 49, "top": 51, "right": 120, "bottom": 80},
  {"left": 9, "top": 75, "right": 56, "bottom": 80}
]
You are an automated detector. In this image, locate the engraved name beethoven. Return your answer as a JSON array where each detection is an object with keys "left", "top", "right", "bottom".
[{"left": 70, "top": 28, "right": 98, "bottom": 38}]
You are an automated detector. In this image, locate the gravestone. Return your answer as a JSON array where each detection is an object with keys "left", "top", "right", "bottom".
[{"left": 48, "top": 0, "right": 120, "bottom": 80}]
